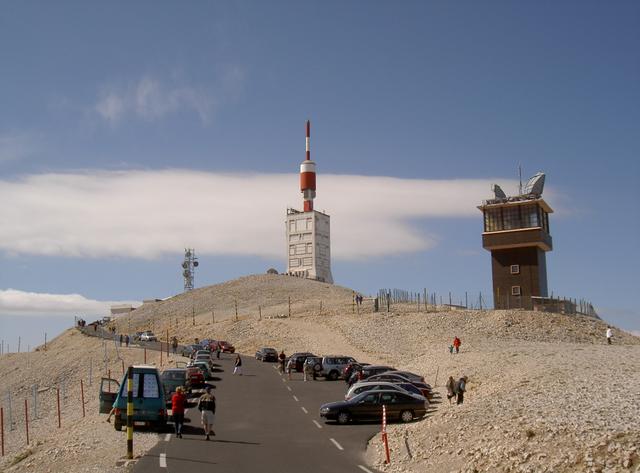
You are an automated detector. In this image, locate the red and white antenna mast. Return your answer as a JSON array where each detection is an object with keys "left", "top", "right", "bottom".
[{"left": 300, "top": 120, "right": 316, "bottom": 212}]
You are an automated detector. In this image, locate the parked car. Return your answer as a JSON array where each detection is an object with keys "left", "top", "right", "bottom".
[
  {"left": 180, "top": 344, "right": 200, "bottom": 357},
  {"left": 188, "top": 361, "right": 211, "bottom": 379},
  {"left": 360, "top": 365, "right": 395, "bottom": 380},
  {"left": 100, "top": 365, "right": 168, "bottom": 431},
  {"left": 186, "top": 366, "right": 205, "bottom": 387},
  {"left": 320, "top": 390, "right": 428, "bottom": 424},
  {"left": 194, "top": 354, "right": 214, "bottom": 368},
  {"left": 345, "top": 381, "right": 428, "bottom": 402},
  {"left": 384, "top": 370, "right": 426, "bottom": 384},
  {"left": 255, "top": 347, "right": 278, "bottom": 362},
  {"left": 366, "top": 373, "right": 432, "bottom": 398},
  {"left": 303, "top": 356, "right": 323, "bottom": 376},
  {"left": 286, "top": 352, "right": 316, "bottom": 372},
  {"left": 218, "top": 341, "right": 235, "bottom": 353},
  {"left": 316, "top": 356, "right": 357, "bottom": 380},
  {"left": 139, "top": 331, "right": 157, "bottom": 342},
  {"left": 133, "top": 331, "right": 144, "bottom": 341},
  {"left": 161, "top": 368, "right": 189, "bottom": 396},
  {"left": 343, "top": 362, "right": 371, "bottom": 381}
]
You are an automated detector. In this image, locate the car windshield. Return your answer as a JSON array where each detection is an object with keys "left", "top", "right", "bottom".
[
  {"left": 118, "top": 372, "right": 160, "bottom": 398},
  {"left": 162, "top": 371, "right": 185, "bottom": 380}
]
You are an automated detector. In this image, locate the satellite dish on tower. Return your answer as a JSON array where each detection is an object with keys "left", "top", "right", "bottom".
[
  {"left": 523, "top": 172, "right": 545, "bottom": 197},
  {"left": 492, "top": 184, "right": 507, "bottom": 200},
  {"left": 193, "top": 261, "right": 199, "bottom": 267}
]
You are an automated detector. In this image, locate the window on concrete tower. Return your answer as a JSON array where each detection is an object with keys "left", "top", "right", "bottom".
[{"left": 511, "top": 286, "right": 521, "bottom": 296}]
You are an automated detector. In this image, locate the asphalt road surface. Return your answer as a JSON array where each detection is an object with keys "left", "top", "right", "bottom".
[{"left": 133, "top": 354, "right": 382, "bottom": 473}]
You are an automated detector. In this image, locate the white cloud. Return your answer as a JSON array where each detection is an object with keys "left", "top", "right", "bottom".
[
  {"left": 0, "top": 170, "right": 515, "bottom": 260},
  {"left": 95, "top": 92, "right": 125, "bottom": 123},
  {"left": 95, "top": 76, "right": 223, "bottom": 124},
  {"left": 0, "top": 289, "right": 139, "bottom": 317},
  {"left": 0, "top": 132, "right": 39, "bottom": 163}
]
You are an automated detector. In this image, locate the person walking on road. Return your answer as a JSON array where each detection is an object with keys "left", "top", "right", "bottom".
[
  {"left": 198, "top": 387, "right": 216, "bottom": 440},
  {"left": 171, "top": 386, "right": 187, "bottom": 438},
  {"left": 453, "top": 336, "right": 462, "bottom": 354},
  {"left": 455, "top": 376, "right": 468, "bottom": 405},
  {"left": 278, "top": 350, "right": 286, "bottom": 374},
  {"left": 303, "top": 360, "right": 313, "bottom": 382},
  {"left": 125, "top": 334, "right": 130, "bottom": 347},
  {"left": 171, "top": 336, "right": 178, "bottom": 355},
  {"left": 119, "top": 334, "right": 123, "bottom": 346},
  {"left": 446, "top": 376, "right": 456, "bottom": 405},
  {"left": 233, "top": 354, "right": 243, "bottom": 375},
  {"left": 606, "top": 326, "right": 613, "bottom": 345},
  {"left": 216, "top": 343, "right": 221, "bottom": 359}
]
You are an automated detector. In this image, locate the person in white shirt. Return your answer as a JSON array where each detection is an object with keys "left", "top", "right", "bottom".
[{"left": 606, "top": 327, "right": 613, "bottom": 345}]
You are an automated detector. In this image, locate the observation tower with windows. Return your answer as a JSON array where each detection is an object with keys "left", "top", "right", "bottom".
[
  {"left": 478, "top": 173, "right": 553, "bottom": 310},
  {"left": 285, "top": 120, "right": 334, "bottom": 284}
]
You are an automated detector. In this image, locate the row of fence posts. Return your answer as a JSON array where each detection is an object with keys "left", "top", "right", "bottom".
[
  {"left": 1, "top": 378, "right": 87, "bottom": 456},
  {"left": 1, "top": 335, "right": 45, "bottom": 356},
  {"left": 376, "top": 289, "right": 486, "bottom": 312}
]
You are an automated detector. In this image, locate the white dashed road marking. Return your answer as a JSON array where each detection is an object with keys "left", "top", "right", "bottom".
[
  {"left": 313, "top": 420, "right": 323, "bottom": 429},
  {"left": 286, "top": 386, "right": 292, "bottom": 391},
  {"left": 293, "top": 395, "right": 299, "bottom": 402},
  {"left": 164, "top": 433, "right": 171, "bottom": 441},
  {"left": 357, "top": 465, "right": 374, "bottom": 473},
  {"left": 301, "top": 406, "right": 308, "bottom": 414},
  {"left": 329, "top": 438, "right": 344, "bottom": 451},
  {"left": 159, "top": 453, "right": 167, "bottom": 468}
]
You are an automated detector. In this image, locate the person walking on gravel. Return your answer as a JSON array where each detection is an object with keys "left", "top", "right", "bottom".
[
  {"left": 606, "top": 326, "right": 613, "bottom": 345},
  {"left": 233, "top": 354, "right": 243, "bottom": 375},
  {"left": 171, "top": 386, "right": 187, "bottom": 438},
  {"left": 455, "top": 376, "right": 468, "bottom": 405},
  {"left": 446, "top": 376, "right": 456, "bottom": 404},
  {"left": 198, "top": 387, "right": 216, "bottom": 440},
  {"left": 453, "top": 336, "right": 462, "bottom": 354}
]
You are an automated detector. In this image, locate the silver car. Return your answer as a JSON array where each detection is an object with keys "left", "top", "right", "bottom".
[{"left": 345, "top": 381, "right": 428, "bottom": 402}]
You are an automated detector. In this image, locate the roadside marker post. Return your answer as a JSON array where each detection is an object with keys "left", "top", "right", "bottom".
[
  {"left": 56, "top": 387, "right": 61, "bottom": 428},
  {"left": 80, "top": 380, "right": 86, "bottom": 418},
  {"left": 121, "top": 360, "right": 125, "bottom": 376},
  {"left": 24, "top": 399, "right": 29, "bottom": 445},
  {"left": 160, "top": 343, "right": 163, "bottom": 366},
  {"left": 126, "top": 366, "right": 133, "bottom": 460},
  {"left": 144, "top": 348, "right": 147, "bottom": 364},
  {"left": 382, "top": 404, "right": 391, "bottom": 464},
  {"left": 1, "top": 406, "right": 4, "bottom": 456}
]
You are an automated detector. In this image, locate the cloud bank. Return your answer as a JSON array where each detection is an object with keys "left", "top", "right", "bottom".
[
  {"left": 0, "top": 289, "right": 139, "bottom": 317},
  {"left": 0, "top": 170, "right": 504, "bottom": 260}
]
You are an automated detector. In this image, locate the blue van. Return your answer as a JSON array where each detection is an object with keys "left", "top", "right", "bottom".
[{"left": 100, "top": 365, "right": 168, "bottom": 431}]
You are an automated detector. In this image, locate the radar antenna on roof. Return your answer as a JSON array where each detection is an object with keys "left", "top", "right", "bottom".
[
  {"left": 522, "top": 172, "right": 545, "bottom": 197},
  {"left": 492, "top": 184, "right": 507, "bottom": 200}
]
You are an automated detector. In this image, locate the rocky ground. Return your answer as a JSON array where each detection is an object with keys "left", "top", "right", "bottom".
[{"left": 1, "top": 274, "right": 639, "bottom": 472}]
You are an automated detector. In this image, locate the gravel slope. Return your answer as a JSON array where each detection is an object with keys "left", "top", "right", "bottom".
[{"left": 1, "top": 274, "right": 638, "bottom": 473}]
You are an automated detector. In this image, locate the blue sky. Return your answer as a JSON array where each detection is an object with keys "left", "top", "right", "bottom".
[{"left": 1, "top": 1, "right": 639, "bottom": 348}]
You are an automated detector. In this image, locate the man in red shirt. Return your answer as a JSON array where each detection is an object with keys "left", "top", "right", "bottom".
[
  {"left": 453, "top": 336, "right": 461, "bottom": 354},
  {"left": 171, "top": 386, "right": 187, "bottom": 438}
]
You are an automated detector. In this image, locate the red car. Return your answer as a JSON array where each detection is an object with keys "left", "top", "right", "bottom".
[
  {"left": 186, "top": 366, "right": 205, "bottom": 387},
  {"left": 218, "top": 341, "right": 235, "bottom": 353}
]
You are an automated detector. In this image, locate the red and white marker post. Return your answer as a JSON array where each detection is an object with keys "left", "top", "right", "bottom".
[{"left": 382, "top": 404, "right": 391, "bottom": 464}]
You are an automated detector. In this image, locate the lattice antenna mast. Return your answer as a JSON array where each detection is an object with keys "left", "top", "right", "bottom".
[{"left": 181, "top": 248, "right": 199, "bottom": 291}]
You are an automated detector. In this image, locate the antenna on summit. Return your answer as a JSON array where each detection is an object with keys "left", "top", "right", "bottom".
[{"left": 518, "top": 164, "right": 523, "bottom": 195}]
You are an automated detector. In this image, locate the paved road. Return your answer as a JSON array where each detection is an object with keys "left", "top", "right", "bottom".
[{"left": 134, "top": 354, "right": 381, "bottom": 473}]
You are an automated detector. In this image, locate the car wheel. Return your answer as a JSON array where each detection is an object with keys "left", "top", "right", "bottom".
[
  {"left": 328, "top": 370, "right": 339, "bottom": 381},
  {"left": 400, "top": 410, "right": 413, "bottom": 423},
  {"left": 337, "top": 412, "right": 350, "bottom": 425}
]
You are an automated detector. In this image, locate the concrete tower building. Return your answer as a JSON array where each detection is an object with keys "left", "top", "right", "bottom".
[
  {"left": 478, "top": 173, "right": 553, "bottom": 310},
  {"left": 285, "top": 121, "right": 334, "bottom": 284}
]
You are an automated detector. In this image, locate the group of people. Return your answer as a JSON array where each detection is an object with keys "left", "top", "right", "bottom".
[
  {"left": 449, "top": 336, "right": 462, "bottom": 354},
  {"left": 446, "top": 375, "right": 468, "bottom": 405},
  {"left": 118, "top": 333, "right": 131, "bottom": 347},
  {"left": 170, "top": 386, "right": 217, "bottom": 440}
]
